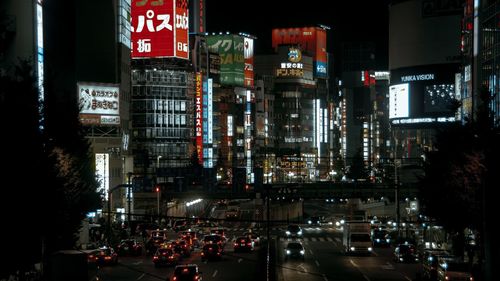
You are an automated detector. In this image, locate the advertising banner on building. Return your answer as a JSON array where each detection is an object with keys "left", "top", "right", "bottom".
[
  {"left": 389, "top": 63, "right": 460, "bottom": 126},
  {"left": 207, "top": 34, "right": 244, "bottom": 86},
  {"left": 244, "top": 37, "right": 254, "bottom": 88},
  {"left": 272, "top": 27, "right": 328, "bottom": 78},
  {"left": 195, "top": 72, "right": 203, "bottom": 164},
  {"left": 78, "top": 83, "right": 120, "bottom": 126},
  {"left": 131, "top": 0, "right": 189, "bottom": 59}
]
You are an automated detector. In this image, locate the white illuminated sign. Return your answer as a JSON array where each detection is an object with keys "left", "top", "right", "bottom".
[
  {"left": 227, "top": 115, "right": 233, "bottom": 136},
  {"left": 389, "top": 83, "right": 409, "bottom": 119},
  {"left": 78, "top": 84, "right": 120, "bottom": 115},
  {"left": 95, "top": 153, "right": 109, "bottom": 200}
]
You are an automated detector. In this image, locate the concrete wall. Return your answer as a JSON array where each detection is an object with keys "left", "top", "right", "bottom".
[{"left": 263, "top": 201, "right": 303, "bottom": 224}]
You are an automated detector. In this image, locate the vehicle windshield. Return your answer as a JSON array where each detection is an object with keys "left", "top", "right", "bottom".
[
  {"left": 288, "top": 225, "right": 300, "bottom": 232},
  {"left": 286, "top": 243, "right": 303, "bottom": 250},
  {"left": 351, "top": 234, "right": 371, "bottom": 242}
]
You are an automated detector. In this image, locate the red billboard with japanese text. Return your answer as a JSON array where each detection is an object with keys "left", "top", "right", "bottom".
[
  {"left": 131, "top": 0, "right": 189, "bottom": 59},
  {"left": 272, "top": 27, "right": 328, "bottom": 77}
]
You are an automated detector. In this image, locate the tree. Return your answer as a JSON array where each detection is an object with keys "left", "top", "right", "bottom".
[
  {"left": 0, "top": 61, "right": 101, "bottom": 279},
  {"left": 419, "top": 88, "right": 499, "bottom": 280}
]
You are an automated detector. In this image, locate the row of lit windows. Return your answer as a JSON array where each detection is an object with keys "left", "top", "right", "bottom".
[
  {"left": 132, "top": 85, "right": 187, "bottom": 98},
  {"left": 133, "top": 128, "right": 190, "bottom": 139},
  {"left": 132, "top": 99, "right": 187, "bottom": 112},
  {"left": 132, "top": 113, "right": 188, "bottom": 127},
  {"left": 132, "top": 70, "right": 188, "bottom": 84}
]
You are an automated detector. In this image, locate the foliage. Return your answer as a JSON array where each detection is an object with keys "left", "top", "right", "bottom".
[
  {"left": 0, "top": 61, "right": 101, "bottom": 279},
  {"left": 419, "top": 87, "right": 499, "bottom": 254}
]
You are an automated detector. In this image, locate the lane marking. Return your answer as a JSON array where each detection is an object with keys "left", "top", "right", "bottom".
[
  {"left": 238, "top": 258, "right": 243, "bottom": 263},
  {"left": 132, "top": 261, "right": 143, "bottom": 265},
  {"left": 350, "top": 259, "right": 358, "bottom": 268},
  {"left": 298, "top": 264, "right": 308, "bottom": 274},
  {"left": 404, "top": 276, "right": 412, "bottom": 281},
  {"left": 326, "top": 237, "right": 333, "bottom": 242},
  {"left": 309, "top": 249, "right": 314, "bottom": 255},
  {"left": 136, "top": 273, "right": 145, "bottom": 280},
  {"left": 363, "top": 274, "right": 370, "bottom": 281},
  {"left": 334, "top": 237, "right": 341, "bottom": 243},
  {"left": 315, "top": 260, "right": 320, "bottom": 267},
  {"left": 212, "top": 270, "right": 218, "bottom": 277},
  {"left": 322, "top": 273, "right": 328, "bottom": 281}
]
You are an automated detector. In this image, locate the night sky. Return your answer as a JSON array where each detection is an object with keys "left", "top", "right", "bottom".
[{"left": 206, "top": 0, "right": 391, "bottom": 76}]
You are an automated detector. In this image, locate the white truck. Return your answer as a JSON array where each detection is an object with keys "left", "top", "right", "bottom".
[{"left": 343, "top": 221, "right": 372, "bottom": 255}]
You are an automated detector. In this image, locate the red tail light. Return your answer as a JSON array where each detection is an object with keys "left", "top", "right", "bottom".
[
  {"left": 247, "top": 243, "right": 252, "bottom": 246},
  {"left": 153, "top": 256, "right": 158, "bottom": 260},
  {"left": 234, "top": 243, "right": 238, "bottom": 247}
]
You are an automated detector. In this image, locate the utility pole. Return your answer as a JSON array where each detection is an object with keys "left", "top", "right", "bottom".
[{"left": 394, "top": 158, "right": 401, "bottom": 236}]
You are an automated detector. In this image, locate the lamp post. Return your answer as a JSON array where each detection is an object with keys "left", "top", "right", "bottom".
[
  {"left": 155, "top": 185, "right": 160, "bottom": 223},
  {"left": 127, "top": 172, "right": 132, "bottom": 226}
]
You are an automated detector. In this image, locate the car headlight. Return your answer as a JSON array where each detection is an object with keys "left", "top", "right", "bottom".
[
  {"left": 386, "top": 239, "right": 391, "bottom": 243},
  {"left": 297, "top": 231, "right": 302, "bottom": 235},
  {"left": 286, "top": 250, "right": 291, "bottom": 255},
  {"left": 300, "top": 250, "right": 304, "bottom": 255},
  {"left": 376, "top": 239, "right": 380, "bottom": 242},
  {"left": 350, "top": 247, "right": 355, "bottom": 251},
  {"left": 286, "top": 231, "right": 291, "bottom": 235},
  {"left": 368, "top": 247, "right": 373, "bottom": 252},
  {"left": 308, "top": 220, "right": 312, "bottom": 224}
]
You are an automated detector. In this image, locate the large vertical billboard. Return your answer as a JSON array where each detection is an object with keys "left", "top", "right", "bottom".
[
  {"left": 195, "top": 72, "right": 203, "bottom": 164},
  {"left": 272, "top": 27, "right": 328, "bottom": 78},
  {"left": 244, "top": 37, "right": 254, "bottom": 88},
  {"left": 131, "top": 0, "right": 189, "bottom": 59},
  {"left": 207, "top": 35, "right": 244, "bottom": 86}
]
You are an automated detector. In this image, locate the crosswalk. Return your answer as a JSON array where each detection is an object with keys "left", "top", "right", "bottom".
[
  {"left": 277, "top": 236, "right": 336, "bottom": 242},
  {"left": 225, "top": 227, "right": 340, "bottom": 232}
]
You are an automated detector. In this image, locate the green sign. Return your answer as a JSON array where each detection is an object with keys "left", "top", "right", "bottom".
[{"left": 207, "top": 35, "right": 244, "bottom": 86}]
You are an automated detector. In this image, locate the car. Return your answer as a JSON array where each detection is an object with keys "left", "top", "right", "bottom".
[
  {"left": 117, "top": 239, "right": 143, "bottom": 256},
  {"left": 394, "top": 243, "right": 419, "bottom": 263},
  {"left": 171, "top": 264, "right": 202, "bottom": 281},
  {"left": 180, "top": 230, "right": 200, "bottom": 247},
  {"left": 233, "top": 236, "right": 254, "bottom": 252},
  {"left": 210, "top": 227, "right": 226, "bottom": 240},
  {"left": 285, "top": 224, "right": 303, "bottom": 238},
  {"left": 284, "top": 241, "right": 305, "bottom": 261},
  {"left": 145, "top": 236, "right": 166, "bottom": 255},
  {"left": 243, "top": 231, "right": 260, "bottom": 246},
  {"left": 88, "top": 247, "right": 118, "bottom": 265},
  {"left": 307, "top": 216, "right": 321, "bottom": 226},
  {"left": 421, "top": 249, "right": 452, "bottom": 281},
  {"left": 153, "top": 248, "right": 179, "bottom": 267},
  {"left": 201, "top": 244, "right": 223, "bottom": 261},
  {"left": 173, "top": 220, "right": 189, "bottom": 232},
  {"left": 437, "top": 258, "right": 473, "bottom": 281},
  {"left": 371, "top": 229, "right": 391, "bottom": 247},
  {"left": 203, "top": 234, "right": 224, "bottom": 246}
]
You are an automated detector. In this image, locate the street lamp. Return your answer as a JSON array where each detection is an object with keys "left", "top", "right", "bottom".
[{"left": 155, "top": 185, "right": 160, "bottom": 224}]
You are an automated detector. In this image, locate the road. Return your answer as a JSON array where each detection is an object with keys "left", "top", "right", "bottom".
[{"left": 88, "top": 199, "right": 421, "bottom": 281}]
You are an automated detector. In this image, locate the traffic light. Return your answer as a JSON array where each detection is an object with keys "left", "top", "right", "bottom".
[{"left": 155, "top": 185, "right": 160, "bottom": 193}]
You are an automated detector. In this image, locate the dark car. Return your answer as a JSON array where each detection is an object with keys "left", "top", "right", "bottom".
[
  {"left": 171, "top": 264, "right": 202, "bottom": 281},
  {"left": 233, "top": 236, "right": 254, "bottom": 252},
  {"left": 117, "top": 239, "right": 143, "bottom": 256},
  {"left": 284, "top": 241, "right": 305, "bottom": 261},
  {"left": 394, "top": 243, "right": 419, "bottom": 263},
  {"left": 421, "top": 249, "right": 452, "bottom": 281},
  {"left": 146, "top": 236, "right": 166, "bottom": 255},
  {"left": 372, "top": 229, "right": 391, "bottom": 247},
  {"left": 437, "top": 259, "right": 473, "bottom": 281},
  {"left": 285, "top": 224, "right": 303, "bottom": 238},
  {"left": 203, "top": 234, "right": 224, "bottom": 246},
  {"left": 153, "top": 248, "right": 179, "bottom": 267},
  {"left": 201, "top": 244, "right": 223, "bottom": 261},
  {"left": 243, "top": 231, "right": 260, "bottom": 246},
  {"left": 307, "top": 216, "right": 321, "bottom": 226}
]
